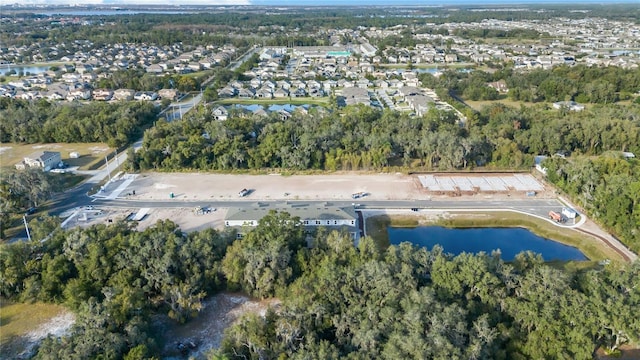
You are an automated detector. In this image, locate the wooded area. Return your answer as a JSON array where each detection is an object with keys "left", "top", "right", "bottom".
[
  {"left": 0, "top": 99, "right": 158, "bottom": 148},
  {"left": 1, "top": 213, "right": 638, "bottom": 359}
]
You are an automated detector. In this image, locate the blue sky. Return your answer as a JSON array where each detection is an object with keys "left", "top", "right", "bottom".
[{"left": 4, "top": 0, "right": 635, "bottom": 5}]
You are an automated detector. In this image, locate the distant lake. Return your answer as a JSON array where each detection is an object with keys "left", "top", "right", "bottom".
[
  {"left": 0, "top": 64, "right": 51, "bottom": 76},
  {"left": 388, "top": 226, "right": 587, "bottom": 261}
]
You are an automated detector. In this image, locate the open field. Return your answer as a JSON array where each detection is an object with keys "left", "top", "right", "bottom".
[
  {"left": 464, "top": 98, "right": 539, "bottom": 111},
  {"left": 0, "top": 142, "right": 113, "bottom": 170},
  {"left": 364, "top": 211, "right": 624, "bottom": 262},
  {"left": 0, "top": 300, "right": 74, "bottom": 359}
]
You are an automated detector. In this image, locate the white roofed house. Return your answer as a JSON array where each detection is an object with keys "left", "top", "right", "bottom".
[
  {"left": 255, "top": 87, "right": 273, "bottom": 99},
  {"left": 66, "top": 88, "right": 92, "bottom": 101},
  {"left": 212, "top": 106, "right": 229, "bottom": 121},
  {"left": 133, "top": 91, "right": 158, "bottom": 101},
  {"left": 17, "top": 151, "right": 62, "bottom": 171},
  {"left": 406, "top": 94, "right": 435, "bottom": 117},
  {"left": 92, "top": 88, "right": 113, "bottom": 101}
]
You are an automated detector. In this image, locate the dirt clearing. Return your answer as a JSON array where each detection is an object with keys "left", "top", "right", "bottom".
[{"left": 153, "top": 292, "right": 280, "bottom": 359}]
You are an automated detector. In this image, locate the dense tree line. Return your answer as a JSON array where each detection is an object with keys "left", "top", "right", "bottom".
[
  {"left": 452, "top": 28, "right": 545, "bottom": 39},
  {"left": 429, "top": 65, "right": 640, "bottom": 104},
  {"left": 543, "top": 155, "right": 640, "bottom": 253},
  {"left": 0, "top": 98, "right": 158, "bottom": 148},
  {"left": 0, "top": 220, "right": 235, "bottom": 358},
  {"left": 94, "top": 69, "right": 207, "bottom": 93},
  {"left": 2, "top": 212, "right": 638, "bottom": 359},
  {"left": 132, "top": 101, "right": 639, "bottom": 173},
  {"left": 218, "top": 229, "right": 640, "bottom": 359},
  {"left": 0, "top": 168, "right": 62, "bottom": 239},
  {"left": 131, "top": 105, "right": 488, "bottom": 171}
]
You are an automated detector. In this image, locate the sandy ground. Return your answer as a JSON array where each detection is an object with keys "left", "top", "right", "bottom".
[
  {"left": 124, "top": 172, "right": 423, "bottom": 201},
  {"left": 63, "top": 206, "right": 229, "bottom": 233},
  {"left": 119, "top": 172, "right": 554, "bottom": 202},
  {"left": 3, "top": 311, "right": 75, "bottom": 360},
  {"left": 154, "top": 292, "right": 280, "bottom": 359}
]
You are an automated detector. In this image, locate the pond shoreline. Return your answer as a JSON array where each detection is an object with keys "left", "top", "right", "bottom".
[{"left": 364, "top": 211, "right": 622, "bottom": 262}]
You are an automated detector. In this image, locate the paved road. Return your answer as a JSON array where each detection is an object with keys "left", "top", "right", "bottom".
[{"left": 91, "top": 198, "right": 562, "bottom": 220}]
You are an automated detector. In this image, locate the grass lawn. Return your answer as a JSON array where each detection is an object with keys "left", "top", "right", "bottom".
[
  {"left": 0, "top": 142, "right": 113, "bottom": 171},
  {"left": 365, "top": 211, "right": 624, "bottom": 262},
  {"left": 464, "top": 98, "right": 539, "bottom": 111},
  {"left": 0, "top": 300, "right": 70, "bottom": 357},
  {"left": 215, "top": 97, "right": 331, "bottom": 106}
]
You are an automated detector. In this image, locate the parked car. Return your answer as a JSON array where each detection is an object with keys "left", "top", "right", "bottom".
[
  {"left": 351, "top": 192, "right": 367, "bottom": 199},
  {"left": 238, "top": 188, "right": 250, "bottom": 197}
]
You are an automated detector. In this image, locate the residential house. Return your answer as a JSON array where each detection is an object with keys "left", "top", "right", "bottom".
[
  {"left": 17, "top": 151, "right": 62, "bottom": 171},
  {"left": 93, "top": 89, "right": 113, "bottom": 101},
  {"left": 217, "top": 86, "right": 238, "bottom": 98},
  {"left": 238, "top": 88, "right": 255, "bottom": 99},
  {"left": 342, "top": 87, "right": 371, "bottom": 106},
  {"left": 487, "top": 80, "right": 509, "bottom": 93},
  {"left": 67, "top": 88, "right": 92, "bottom": 101},
  {"left": 292, "top": 88, "right": 308, "bottom": 98},
  {"left": 114, "top": 89, "right": 135, "bottom": 101},
  {"left": 255, "top": 87, "right": 273, "bottom": 99},
  {"left": 146, "top": 64, "right": 164, "bottom": 74},
  {"left": 134, "top": 91, "right": 158, "bottom": 101},
  {"left": 212, "top": 106, "right": 229, "bottom": 121},
  {"left": 158, "top": 88, "right": 179, "bottom": 101},
  {"left": 273, "top": 88, "right": 290, "bottom": 98}
]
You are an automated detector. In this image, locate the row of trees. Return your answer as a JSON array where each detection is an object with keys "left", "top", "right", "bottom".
[
  {"left": 543, "top": 155, "right": 640, "bottom": 253},
  {"left": 2, "top": 212, "right": 638, "bottom": 358},
  {"left": 0, "top": 98, "right": 158, "bottom": 147},
  {"left": 431, "top": 65, "right": 640, "bottom": 104},
  {"left": 0, "top": 219, "right": 236, "bottom": 358},
  {"left": 0, "top": 168, "right": 62, "bottom": 239},
  {"left": 131, "top": 101, "right": 639, "bottom": 172}
]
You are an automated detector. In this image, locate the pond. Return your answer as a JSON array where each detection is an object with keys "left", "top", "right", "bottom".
[
  {"left": 388, "top": 226, "right": 587, "bottom": 261},
  {"left": 0, "top": 64, "right": 52, "bottom": 76}
]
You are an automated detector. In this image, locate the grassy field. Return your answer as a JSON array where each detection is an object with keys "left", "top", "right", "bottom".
[
  {"left": 365, "top": 211, "right": 624, "bottom": 262},
  {"left": 215, "top": 97, "right": 331, "bottom": 106},
  {"left": 464, "top": 98, "right": 540, "bottom": 111},
  {"left": 0, "top": 142, "right": 113, "bottom": 171},
  {"left": 0, "top": 300, "right": 70, "bottom": 357}
]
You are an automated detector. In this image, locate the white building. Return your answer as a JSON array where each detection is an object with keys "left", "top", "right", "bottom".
[{"left": 225, "top": 203, "right": 360, "bottom": 240}]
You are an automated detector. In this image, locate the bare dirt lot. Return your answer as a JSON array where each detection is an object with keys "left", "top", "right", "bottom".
[
  {"left": 121, "top": 172, "right": 553, "bottom": 202},
  {"left": 153, "top": 292, "right": 280, "bottom": 359},
  {"left": 126, "top": 172, "right": 420, "bottom": 201}
]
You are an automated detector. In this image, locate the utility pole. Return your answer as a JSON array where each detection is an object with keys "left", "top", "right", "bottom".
[
  {"left": 23, "top": 215, "right": 31, "bottom": 241},
  {"left": 105, "top": 155, "right": 111, "bottom": 181}
]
